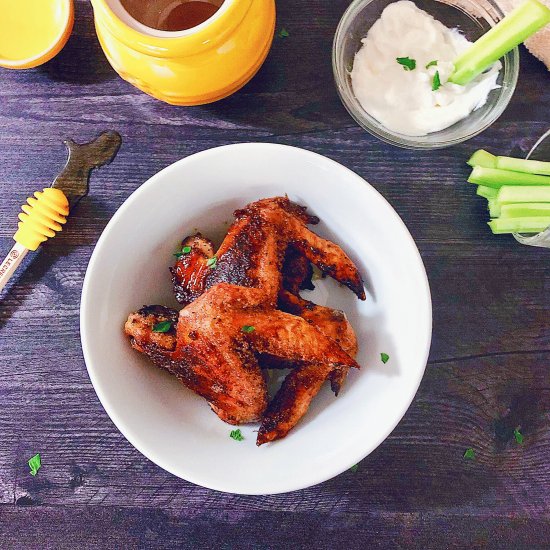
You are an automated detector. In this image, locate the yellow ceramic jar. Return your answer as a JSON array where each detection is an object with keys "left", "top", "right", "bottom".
[{"left": 90, "top": 0, "right": 276, "bottom": 105}]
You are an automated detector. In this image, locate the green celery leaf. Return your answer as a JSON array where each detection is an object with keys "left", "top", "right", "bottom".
[
  {"left": 396, "top": 57, "right": 416, "bottom": 71},
  {"left": 230, "top": 429, "right": 244, "bottom": 441},
  {"left": 152, "top": 321, "right": 172, "bottom": 333},
  {"left": 463, "top": 448, "right": 475, "bottom": 460},
  {"left": 28, "top": 453, "right": 41, "bottom": 476},
  {"left": 432, "top": 71, "right": 441, "bottom": 91}
]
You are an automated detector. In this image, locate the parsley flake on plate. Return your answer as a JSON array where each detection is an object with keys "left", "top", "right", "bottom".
[
  {"left": 426, "top": 60, "right": 438, "bottom": 69},
  {"left": 432, "top": 70, "right": 441, "bottom": 91},
  {"left": 514, "top": 427, "right": 524, "bottom": 444},
  {"left": 350, "top": 464, "right": 359, "bottom": 473},
  {"left": 28, "top": 453, "right": 41, "bottom": 476},
  {"left": 230, "top": 429, "right": 244, "bottom": 441},
  {"left": 152, "top": 320, "right": 172, "bottom": 333},
  {"left": 242, "top": 325, "right": 255, "bottom": 333},
  {"left": 206, "top": 256, "right": 218, "bottom": 269},
  {"left": 380, "top": 352, "right": 390, "bottom": 364},
  {"left": 278, "top": 28, "right": 289, "bottom": 39},
  {"left": 463, "top": 448, "right": 475, "bottom": 460},
  {"left": 396, "top": 57, "right": 416, "bottom": 71}
]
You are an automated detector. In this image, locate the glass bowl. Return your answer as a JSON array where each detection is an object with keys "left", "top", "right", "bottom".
[
  {"left": 513, "top": 128, "right": 550, "bottom": 248},
  {"left": 332, "top": 0, "right": 520, "bottom": 149}
]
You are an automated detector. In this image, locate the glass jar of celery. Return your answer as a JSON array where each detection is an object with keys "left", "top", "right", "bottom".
[
  {"left": 467, "top": 130, "right": 550, "bottom": 248},
  {"left": 514, "top": 129, "right": 550, "bottom": 248}
]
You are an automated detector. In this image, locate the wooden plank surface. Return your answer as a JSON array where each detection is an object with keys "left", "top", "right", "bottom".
[{"left": 0, "top": 0, "right": 549, "bottom": 548}]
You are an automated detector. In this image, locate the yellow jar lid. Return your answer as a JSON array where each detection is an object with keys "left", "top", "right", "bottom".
[{"left": 0, "top": 0, "right": 74, "bottom": 69}]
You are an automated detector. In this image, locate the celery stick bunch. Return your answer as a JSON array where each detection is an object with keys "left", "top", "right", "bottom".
[
  {"left": 449, "top": 0, "right": 550, "bottom": 86},
  {"left": 467, "top": 149, "right": 550, "bottom": 235}
]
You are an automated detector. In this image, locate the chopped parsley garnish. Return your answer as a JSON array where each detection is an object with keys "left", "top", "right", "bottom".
[
  {"left": 396, "top": 57, "right": 416, "bottom": 71},
  {"left": 174, "top": 245, "right": 192, "bottom": 258},
  {"left": 242, "top": 325, "right": 255, "bottom": 333},
  {"left": 432, "top": 71, "right": 441, "bottom": 91},
  {"left": 426, "top": 60, "right": 438, "bottom": 69},
  {"left": 206, "top": 256, "right": 217, "bottom": 269},
  {"left": 463, "top": 448, "right": 475, "bottom": 460},
  {"left": 28, "top": 453, "right": 41, "bottom": 476},
  {"left": 152, "top": 320, "right": 172, "bottom": 333},
  {"left": 230, "top": 429, "right": 244, "bottom": 441},
  {"left": 278, "top": 28, "right": 289, "bottom": 39},
  {"left": 514, "top": 427, "right": 524, "bottom": 444},
  {"left": 380, "top": 352, "right": 390, "bottom": 364},
  {"left": 350, "top": 463, "right": 359, "bottom": 473}
]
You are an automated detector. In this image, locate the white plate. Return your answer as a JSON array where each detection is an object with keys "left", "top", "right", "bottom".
[{"left": 80, "top": 143, "right": 432, "bottom": 495}]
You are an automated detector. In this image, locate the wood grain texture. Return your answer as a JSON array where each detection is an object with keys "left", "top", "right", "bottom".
[{"left": 0, "top": 0, "right": 549, "bottom": 548}]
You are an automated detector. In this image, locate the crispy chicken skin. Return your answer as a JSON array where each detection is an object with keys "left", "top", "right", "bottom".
[
  {"left": 280, "top": 253, "right": 355, "bottom": 396},
  {"left": 278, "top": 290, "right": 357, "bottom": 367},
  {"left": 256, "top": 289, "right": 358, "bottom": 445},
  {"left": 254, "top": 250, "right": 358, "bottom": 444},
  {"left": 171, "top": 197, "right": 361, "bottom": 413},
  {"left": 172, "top": 197, "right": 365, "bottom": 305},
  {"left": 125, "top": 305, "right": 178, "bottom": 358},
  {"left": 125, "top": 299, "right": 267, "bottom": 424},
  {"left": 176, "top": 284, "right": 358, "bottom": 373},
  {"left": 125, "top": 197, "right": 365, "bottom": 442},
  {"left": 125, "top": 284, "right": 359, "bottom": 425},
  {"left": 175, "top": 231, "right": 357, "bottom": 383},
  {"left": 170, "top": 233, "right": 215, "bottom": 305},
  {"left": 257, "top": 364, "right": 329, "bottom": 445}
]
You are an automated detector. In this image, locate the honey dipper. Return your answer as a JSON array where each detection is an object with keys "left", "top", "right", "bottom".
[{"left": 0, "top": 131, "right": 122, "bottom": 294}]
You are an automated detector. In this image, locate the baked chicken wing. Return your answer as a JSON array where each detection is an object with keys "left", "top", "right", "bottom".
[
  {"left": 171, "top": 197, "right": 365, "bottom": 305},
  {"left": 125, "top": 197, "right": 365, "bottom": 443},
  {"left": 125, "top": 284, "right": 359, "bottom": 425}
]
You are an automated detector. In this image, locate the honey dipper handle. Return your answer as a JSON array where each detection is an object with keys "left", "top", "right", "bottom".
[{"left": 0, "top": 243, "right": 28, "bottom": 294}]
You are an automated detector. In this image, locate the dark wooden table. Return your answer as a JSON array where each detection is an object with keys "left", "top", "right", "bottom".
[{"left": 0, "top": 1, "right": 549, "bottom": 548}]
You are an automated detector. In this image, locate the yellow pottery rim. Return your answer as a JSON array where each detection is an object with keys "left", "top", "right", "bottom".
[
  {"left": 0, "top": 0, "right": 74, "bottom": 69},
  {"left": 90, "top": 0, "right": 252, "bottom": 58}
]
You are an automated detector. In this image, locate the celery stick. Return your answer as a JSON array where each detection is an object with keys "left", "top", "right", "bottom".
[
  {"left": 488, "top": 217, "right": 550, "bottom": 234},
  {"left": 468, "top": 150, "right": 497, "bottom": 168},
  {"left": 500, "top": 203, "right": 550, "bottom": 217},
  {"left": 468, "top": 166, "right": 550, "bottom": 188},
  {"left": 497, "top": 186, "right": 550, "bottom": 205},
  {"left": 476, "top": 185, "right": 498, "bottom": 199},
  {"left": 488, "top": 198, "right": 501, "bottom": 218},
  {"left": 467, "top": 149, "right": 550, "bottom": 174},
  {"left": 496, "top": 155, "right": 550, "bottom": 175},
  {"left": 468, "top": 149, "right": 550, "bottom": 174},
  {"left": 449, "top": 0, "right": 550, "bottom": 85}
]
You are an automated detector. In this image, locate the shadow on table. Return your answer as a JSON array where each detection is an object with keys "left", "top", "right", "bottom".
[
  {"left": 0, "top": 196, "right": 111, "bottom": 330},
  {"left": 193, "top": 17, "right": 352, "bottom": 137},
  {"left": 39, "top": 2, "right": 115, "bottom": 85},
  {"left": 196, "top": 69, "right": 351, "bottom": 138}
]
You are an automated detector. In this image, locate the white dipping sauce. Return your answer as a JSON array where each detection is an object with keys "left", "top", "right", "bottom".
[{"left": 350, "top": 1, "right": 501, "bottom": 136}]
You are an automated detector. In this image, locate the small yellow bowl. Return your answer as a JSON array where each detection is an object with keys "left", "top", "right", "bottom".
[{"left": 0, "top": 0, "right": 74, "bottom": 69}]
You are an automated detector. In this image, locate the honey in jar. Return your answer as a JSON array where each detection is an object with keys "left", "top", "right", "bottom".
[{"left": 120, "top": 0, "right": 223, "bottom": 31}]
